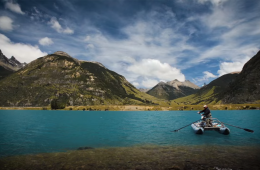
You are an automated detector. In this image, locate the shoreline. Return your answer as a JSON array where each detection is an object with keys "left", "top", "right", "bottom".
[
  {"left": 1, "top": 145, "right": 259, "bottom": 170},
  {"left": 0, "top": 104, "right": 260, "bottom": 111}
]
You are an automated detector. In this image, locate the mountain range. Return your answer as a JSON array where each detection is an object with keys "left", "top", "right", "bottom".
[
  {"left": 0, "top": 50, "right": 26, "bottom": 80},
  {"left": 146, "top": 80, "right": 200, "bottom": 100},
  {"left": 0, "top": 50, "right": 259, "bottom": 107},
  {"left": 0, "top": 51, "right": 159, "bottom": 107}
]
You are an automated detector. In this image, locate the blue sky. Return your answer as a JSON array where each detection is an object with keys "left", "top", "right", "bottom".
[{"left": 0, "top": 0, "right": 259, "bottom": 88}]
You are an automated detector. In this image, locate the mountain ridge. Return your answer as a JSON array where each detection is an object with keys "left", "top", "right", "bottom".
[
  {"left": 0, "top": 50, "right": 27, "bottom": 80},
  {"left": 0, "top": 51, "right": 160, "bottom": 107},
  {"left": 173, "top": 50, "right": 260, "bottom": 104},
  {"left": 147, "top": 79, "right": 199, "bottom": 100}
]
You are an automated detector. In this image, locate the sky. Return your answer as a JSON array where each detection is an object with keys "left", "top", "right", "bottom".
[{"left": 0, "top": 0, "right": 259, "bottom": 88}]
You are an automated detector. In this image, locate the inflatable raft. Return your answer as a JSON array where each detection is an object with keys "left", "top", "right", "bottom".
[{"left": 191, "top": 117, "right": 230, "bottom": 135}]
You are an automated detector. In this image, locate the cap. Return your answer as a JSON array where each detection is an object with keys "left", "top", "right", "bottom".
[{"left": 203, "top": 105, "right": 207, "bottom": 108}]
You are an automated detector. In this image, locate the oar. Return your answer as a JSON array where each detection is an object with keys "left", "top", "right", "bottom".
[
  {"left": 172, "top": 119, "right": 201, "bottom": 132},
  {"left": 221, "top": 121, "right": 254, "bottom": 133}
]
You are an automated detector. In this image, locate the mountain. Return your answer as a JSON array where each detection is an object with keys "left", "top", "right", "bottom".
[
  {"left": 0, "top": 50, "right": 26, "bottom": 80},
  {"left": 174, "top": 51, "right": 260, "bottom": 105},
  {"left": 147, "top": 80, "right": 200, "bottom": 100},
  {"left": 139, "top": 88, "right": 150, "bottom": 93},
  {"left": 173, "top": 72, "right": 239, "bottom": 105},
  {"left": 221, "top": 51, "right": 260, "bottom": 103},
  {"left": 0, "top": 51, "right": 159, "bottom": 107}
]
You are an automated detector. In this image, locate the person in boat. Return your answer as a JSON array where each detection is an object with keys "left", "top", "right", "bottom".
[{"left": 198, "top": 105, "right": 212, "bottom": 127}]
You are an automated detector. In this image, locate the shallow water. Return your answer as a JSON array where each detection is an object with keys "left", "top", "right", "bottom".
[{"left": 0, "top": 110, "right": 259, "bottom": 157}]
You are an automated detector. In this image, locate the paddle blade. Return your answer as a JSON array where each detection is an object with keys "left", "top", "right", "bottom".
[{"left": 244, "top": 128, "right": 254, "bottom": 133}]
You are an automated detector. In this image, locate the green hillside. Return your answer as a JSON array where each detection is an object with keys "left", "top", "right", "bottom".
[
  {"left": 0, "top": 51, "right": 162, "bottom": 107},
  {"left": 172, "top": 73, "right": 239, "bottom": 105}
]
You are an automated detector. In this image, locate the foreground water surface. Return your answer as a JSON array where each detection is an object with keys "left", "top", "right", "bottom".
[{"left": 0, "top": 110, "right": 259, "bottom": 157}]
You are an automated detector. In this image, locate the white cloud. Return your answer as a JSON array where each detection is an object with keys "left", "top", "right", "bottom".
[
  {"left": 197, "top": 0, "right": 228, "bottom": 6},
  {"left": 0, "top": 16, "right": 13, "bottom": 31},
  {"left": 49, "top": 17, "right": 62, "bottom": 32},
  {"left": 63, "top": 27, "right": 74, "bottom": 34},
  {"left": 127, "top": 59, "right": 185, "bottom": 82},
  {"left": 48, "top": 17, "right": 74, "bottom": 34},
  {"left": 86, "top": 44, "right": 94, "bottom": 49},
  {"left": 203, "top": 71, "right": 217, "bottom": 78},
  {"left": 217, "top": 57, "right": 250, "bottom": 76},
  {"left": 141, "top": 78, "right": 159, "bottom": 88},
  {"left": 39, "top": 37, "right": 54, "bottom": 46},
  {"left": 5, "top": 1, "right": 25, "bottom": 15},
  {"left": 54, "top": 3, "right": 59, "bottom": 10},
  {"left": 84, "top": 35, "right": 90, "bottom": 41},
  {"left": 192, "top": 71, "right": 217, "bottom": 85},
  {"left": 0, "top": 34, "right": 47, "bottom": 63},
  {"left": 132, "top": 82, "right": 139, "bottom": 87}
]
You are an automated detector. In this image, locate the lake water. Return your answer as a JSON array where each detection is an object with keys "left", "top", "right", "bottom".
[{"left": 0, "top": 110, "right": 259, "bottom": 157}]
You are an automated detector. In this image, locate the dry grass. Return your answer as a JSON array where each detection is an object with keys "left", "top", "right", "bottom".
[
  {"left": 0, "top": 103, "right": 260, "bottom": 111},
  {"left": 0, "top": 145, "right": 260, "bottom": 170}
]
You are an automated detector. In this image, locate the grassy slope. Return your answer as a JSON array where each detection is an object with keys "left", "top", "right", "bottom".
[
  {"left": 172, "top": 73, "right": 239, "bottom": 105},
  {"left": 0, "top": 53, "right": 166, "bottom": 107}
]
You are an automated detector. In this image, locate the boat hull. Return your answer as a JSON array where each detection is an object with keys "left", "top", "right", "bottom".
[
  {"left": 191, "top": 124, "right": 204, "bottom": 134},
  {"left": 219, "top": 127, "right": 230, "bottom": 135}
]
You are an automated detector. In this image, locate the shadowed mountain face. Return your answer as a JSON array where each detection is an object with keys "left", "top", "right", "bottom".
[
  {"left": 147, "top": 80, "right": 200, "bottom": 100},
  {"left": 0, "top": 51, "right": 157, "bottom": 107},
  {"left": 0, "top": 50, "right": 26, "bottom": 80},
  {"left": 173, "top": 51, "right": 260, "bottom": 105},
  {"left": 221, "top": 51, "right": 260, "bottom": 103}
]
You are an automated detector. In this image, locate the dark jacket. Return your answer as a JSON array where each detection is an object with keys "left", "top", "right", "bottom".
[{"left": 199, "top": 107, "right": 211, "bottom": 117}]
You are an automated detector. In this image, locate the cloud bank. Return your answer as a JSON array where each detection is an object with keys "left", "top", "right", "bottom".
[{"left": 0, "top": 34, "right": 47, "bottom": 63}]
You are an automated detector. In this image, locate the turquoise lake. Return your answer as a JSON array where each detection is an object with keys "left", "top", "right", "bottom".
[{"left": 0, "top": 110, "right": 259, "bottom": 157}]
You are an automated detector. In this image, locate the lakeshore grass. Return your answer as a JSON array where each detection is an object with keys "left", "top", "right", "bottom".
[
  {"left": 0, "top": 103, "right": 260, "bottom": 111},
  {"left": 0, "top": 145, "right": 259, "bottom": 170}
]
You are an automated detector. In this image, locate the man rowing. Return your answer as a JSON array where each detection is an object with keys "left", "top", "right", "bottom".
[{"left": 198, "top": 105, "right": 212, "bottom": 127}]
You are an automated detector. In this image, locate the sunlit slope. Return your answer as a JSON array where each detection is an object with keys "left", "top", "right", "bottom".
[
  {"left": 0, "top": 51, "right": 163, "bottom": 107},
  {"left": 172, "top": 73, "right": 239, "bottom": 105}
]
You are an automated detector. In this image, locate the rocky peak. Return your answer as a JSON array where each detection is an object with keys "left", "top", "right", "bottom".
[
  {"left": 52, "top": 51, "right": 80, "bottom": 65},
  {"left": 0, "top": 49, "right": 26, "bottom": 70},
  {"left": 0, "top": 50, "right": 9, "bottom": 64},
  {"left": 158, "top": 81, "right": 166, "bottom": 86},
  {"left": 54, "top": 51, "right": 72, "bottom": 58},
  {"left": 88, "top": 61, "right": 106, "bottom": 68},
  {"left": 9, "top": 56, "right": 21, "bottom": 63}
]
